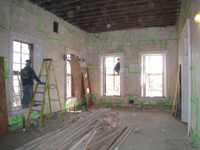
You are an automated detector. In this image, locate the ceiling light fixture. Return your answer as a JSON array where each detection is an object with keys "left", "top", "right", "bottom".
[
  {"left": 107, "top": 23, "right": 111, "bottom": 28},
  {"left": 195, "top": 12, "right": 200, "bottom": 22}
]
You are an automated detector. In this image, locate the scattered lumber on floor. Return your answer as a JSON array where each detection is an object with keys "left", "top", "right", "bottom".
[{"left": 17, "top": 108, "right": 136, "bottom": 150}]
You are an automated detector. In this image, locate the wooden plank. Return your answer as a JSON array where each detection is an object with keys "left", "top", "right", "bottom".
[
  {"left": 86, "top": 127, "right": 126, "bottom": 149},
  {"left": 82, "top": 68, "right": 92, "bottom": 107},
  {"left": 0, "top": 57, "right": 10, "bottom": 137},
  {"left": 105, "top": 126, "right": 127, "bottom": 150},
  {"left": 172, "top": 64, "right": 181, "bottom": 116},
  {"left": 69, "top": 57, "right": 84, "bottom": 101}
]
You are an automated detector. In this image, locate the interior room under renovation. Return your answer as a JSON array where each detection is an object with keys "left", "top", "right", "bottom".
[{"left": 0, "top": 0, "right": 200, "bottom": 149}]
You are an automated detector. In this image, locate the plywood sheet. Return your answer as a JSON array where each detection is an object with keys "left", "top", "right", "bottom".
[
  {"left": 0, "top": 57, "right": 9, "bottom": 137},
  {"left": 82, "top": 68, "right": 92, "bottom": 107},
  {"left": 69, "top": 57, "right": 84, "bottom": 101}
]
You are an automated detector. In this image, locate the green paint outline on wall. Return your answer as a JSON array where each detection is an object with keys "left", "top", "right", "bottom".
[
  {"left": 32, "top": 111, "right": 40, "bottom": 118},
  {"left": 89, "top": 64, "right": 98, "bottom": 70},
  {"left": 119, "top": 31, "right": 128, "bottom": 43},
  {"left": 11, "top": 114, "right": 23, "bottom": 130},
  {"left": 137, "top": 100, "right": 147, "bottom": 106},
  {"left": 92, "top": 94, "right": 98, "bottom": 101},
  {"left": 9, "top": 1, "right": 80, "bottom": 49},
  {"left": 126, "top": 94, "right": 138, "bottom": 100},
  {"left": 190, "top": 66, "right": 200, "bottom": 147},
  {"left": 125, "top": 66, "right": 138, "bottom": 74},
  {"left": 114, "top": 99, "right": 125, "bottom": 106},
  {"left": 99, "top": 98, "right": 106, "bottom": 105}
]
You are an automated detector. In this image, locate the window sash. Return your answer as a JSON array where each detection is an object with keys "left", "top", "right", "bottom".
[
  {"left": 13, "top": 41, "right": 32, "bottom": 107},
  {"left": 104, "top": 56, "right": 120, "bottom": 96},
  {"left": 142, "top": 54, "right": 165, "bottom": 97}
]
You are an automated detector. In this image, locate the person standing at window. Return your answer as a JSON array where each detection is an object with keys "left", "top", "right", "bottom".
[
  {"left": 21, "top": 60, "right": 43, "bottom": 108},
  {"left": 114, "top": 58, "right": 120, "bottom": 74}
]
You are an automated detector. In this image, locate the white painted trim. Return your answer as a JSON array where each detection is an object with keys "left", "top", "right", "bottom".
[
  {"left": 98, "top": 52, "right": 125, "bottom": 97},
  {"left": 9, "top": 30, "right": 45, "bottom": 114},
  {"left": 187, "top": 19, "right": 191, "bottom": 137},
  {"left": 138, "top": 51, "right": 169, "bottom": 99},
  {"left": 181, "top": 19, "right": 191, "bottom": 136}
]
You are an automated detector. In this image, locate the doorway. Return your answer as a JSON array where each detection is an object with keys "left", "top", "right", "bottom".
[{"left": 181, "top": 19, "right": 191, "bottom": 136}]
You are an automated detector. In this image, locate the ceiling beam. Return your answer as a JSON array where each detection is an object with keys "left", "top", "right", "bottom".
[
  {"left": 85, "top": 23, "right": 175, "bottom": 33},
  {"left": 57, "top": 1, "right": 181, "bottom": 18},
  {"left": 81, "top": 19, "right": 177, "bottom": 30},
  {"left": 49, "top": 0, "right": 178, "bottom": 13},
  {"left": 78, "top": 17, "right": 179, "bottom": 28},
  {"left": 66, "top": 9, "right": 180, "bottom": 24}
]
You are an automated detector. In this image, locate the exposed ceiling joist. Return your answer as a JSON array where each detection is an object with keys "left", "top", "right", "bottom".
[{"left": 29, "top": 0, "right": 182, "bottom": 33}]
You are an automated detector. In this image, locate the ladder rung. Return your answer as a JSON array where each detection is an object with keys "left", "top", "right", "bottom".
[
  {"left": 34, "top": 100, "right": 43, "bottom": 103},
  {"left": 35, "top": 92, "right": 44, "bottom": 94},
  {"left": 39, "top": 75, "right": 47, "bottom": 76},
  {"left": 50, "top": 99, "right": 59, "bottom": 101}
]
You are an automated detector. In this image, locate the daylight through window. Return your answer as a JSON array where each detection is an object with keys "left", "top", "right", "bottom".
[
  {"left": 141, "top": 53, "right": 166, "bottom": 97},
  {"left": 13, "top": 41, "right": 33, "bottom": 107}
]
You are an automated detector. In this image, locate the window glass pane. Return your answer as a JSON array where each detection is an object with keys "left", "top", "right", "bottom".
[
  {"left": 105, "top": 57, "right": 113, "bottom": 62},
  {"left": 67, "top": 76, "right": 72, "bottom": 98},
  {"left": 13, "top": 79, "right": 19, "bottom": 87},
  {"left": 22, "top": 63, "right": 26, "bottom": 69},
  {"left": 106, "top": 76, "right": 114, "bottom": 95},
  {"left": 106, "top": 69, "right": 114, "bottom": 74},
  {"left": 13, "top": 41, "right": 21, "bottom": 52},
  {"left": 22, "top": 43, "right": 29, "bottom": 54},
  {"left": 115, "top": 76, "right": 120, "bottom": 95},
  {"left": 67, "top": 61, "right": 71, "bottom": 74},
  {"left": 142, "top": 54, "right": 164, "bottom": 97},
  {"left": 106, "top": 62, "right": 114, "bottom": 69},
  {"left": 145, "top": 55, "right": 163, "bottom": 74},
  {"left": 13, "top": 52, "right": 20, "bottom": 63},
  {"left": 13, "top": 63, "right": 20, "bottom": 72},
  {"left": 22, "top": 54, "right": 29, "bottom": 64}
]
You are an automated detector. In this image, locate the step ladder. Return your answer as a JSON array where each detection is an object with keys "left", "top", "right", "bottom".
[{"left": 26, "top": 58, "right": 64, "bottom": 130}]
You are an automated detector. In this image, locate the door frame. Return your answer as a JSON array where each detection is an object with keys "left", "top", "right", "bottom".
[{"left": 181, "top": 19, "right": 191, "bottom": 136}]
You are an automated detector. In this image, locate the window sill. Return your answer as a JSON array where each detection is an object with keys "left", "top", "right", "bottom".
[
  {"left": 138, "top": 97, "right": 168, "bottom": 101},
  {"left": 98, "top": 95, "right": 125, "bottom": 99},
  {"left": 9, "top": 107, "right": 29, "bottom": 116}
]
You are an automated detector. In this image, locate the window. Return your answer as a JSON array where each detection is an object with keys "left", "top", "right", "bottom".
[
  {"left": 140, "top": 53, "right": 166, "bottom": 97},
  {"left": 98, "top": 53, "right": 125, "bottom": 97},
  {"left": 13, "top": 41, "right": 33, "bottom": 107},
  {"left": 66, "top": 53, "right": 75, "bottom": 98},
  {"left": 104, "top": 57, "right": 120, "bottom": 96}
]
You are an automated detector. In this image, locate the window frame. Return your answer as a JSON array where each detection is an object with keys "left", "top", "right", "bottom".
[
  {"left": 65, "top": 47, "right": 82, "bottom": 101},
  {"left": 9, "top": 31, "right": 45, "bottom": 114},
  {"left": 12, "top": 41, "right": 33, "bottom": 108},
  {"left": 66, "top": 53, "right": 75, "bottom": 98},
  {"left": 98, "top": 53, "right": 125, "bottom": 98},
  {"left": 139, "top": 51, "right": 169, "bottom": 100}
]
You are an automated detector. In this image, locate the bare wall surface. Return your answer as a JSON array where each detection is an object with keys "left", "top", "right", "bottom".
[
  {"left": 177, "top": 0, "right": 200, "bottom": 148},
  {"left": 88, "top": 26, "right": 178, "bottom": 107},
  {"left": 0, "top": 0, "right": 88, "bottom": 127}
]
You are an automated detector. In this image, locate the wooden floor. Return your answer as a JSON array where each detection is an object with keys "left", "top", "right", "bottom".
[{"left": 0, "top": 106, "right": 195, "bottom": 150}]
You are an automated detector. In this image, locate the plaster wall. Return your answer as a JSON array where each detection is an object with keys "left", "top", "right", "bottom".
[
  {"left": 0, "top": 0, "right": 88, "bottom": 126},
  {"left": 88, "top": 26, "right": 178, "bottom": 107},
  {"left": 177, "top": 0, "right": 200, "bottom": 148}
]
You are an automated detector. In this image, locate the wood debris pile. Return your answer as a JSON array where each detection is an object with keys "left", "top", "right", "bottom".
[{"left": 17, "top": 108, "right": 136, "bottom": 150}]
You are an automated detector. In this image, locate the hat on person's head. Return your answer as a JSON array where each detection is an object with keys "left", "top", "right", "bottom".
[{"left": 25, "top": 60, "right": 32, "bottom": 65}]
